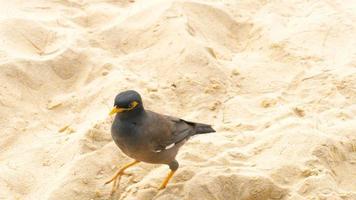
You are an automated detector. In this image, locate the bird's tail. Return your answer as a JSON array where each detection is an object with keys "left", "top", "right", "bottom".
[{"left": 193, "top": 123, "right": 216, "bottom": 135}]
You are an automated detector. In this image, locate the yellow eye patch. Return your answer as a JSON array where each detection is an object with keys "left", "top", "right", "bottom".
[
  {"left": 129, "top": 101, "right": 138, "bottom": 108},
  {"left": 109, "top": 101, "right": 139, "bottom": 115}
]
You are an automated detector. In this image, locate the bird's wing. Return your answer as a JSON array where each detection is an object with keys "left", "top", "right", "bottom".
[
  {"left": 163, "top": 115, "right": 194, "bottom": 144},
  {"left": 145, "top": 111, "right": 194, "bottom": 152}
]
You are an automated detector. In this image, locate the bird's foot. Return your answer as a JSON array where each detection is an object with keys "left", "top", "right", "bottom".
[
  {"left": 105, "top": 160, "right": 140, "bottom": 194},
  {"left": 105, "top": 171, "right": 124, "bottom": 194},
  {"left": 158, "top": 170, "right": 176, "bottom": 190},
  {"left": 158, "top": 184, "right": 166, "bottom": 190},
  {"left": 104, "top": 171, "right": 124, "bottom": 185}
]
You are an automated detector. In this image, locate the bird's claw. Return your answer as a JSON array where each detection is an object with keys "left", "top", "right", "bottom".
[
  {"left": 105, "top": 172, "right": 124, "bottom": 185},
  {"left": 158, "top": 185, "right": 166, "bottom": 190}
]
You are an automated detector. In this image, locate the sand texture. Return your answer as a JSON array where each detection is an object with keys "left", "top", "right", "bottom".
[{"left": 0, "top": 0, "right": 355, "bottom": 199}]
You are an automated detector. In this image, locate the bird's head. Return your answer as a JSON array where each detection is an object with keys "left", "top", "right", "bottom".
[{"left": 110, "top": 90, "right": 143, "bottom": 116}]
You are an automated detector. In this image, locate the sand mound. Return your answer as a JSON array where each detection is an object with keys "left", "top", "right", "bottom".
[
  {"left": 0, "top": 0, "right": 355, "bottom": 200},
  {"left": 0, "top": 18, "right": 69, "bottom": 59}
]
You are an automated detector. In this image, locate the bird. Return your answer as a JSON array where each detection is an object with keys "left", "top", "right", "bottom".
[{"left": 105, "top": 90, "right": 215, "bottom": 192}]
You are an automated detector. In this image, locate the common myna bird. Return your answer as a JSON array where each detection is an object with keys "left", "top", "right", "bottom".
[{"left": 105, "top": 90, "right": 215, "bottom": 192}]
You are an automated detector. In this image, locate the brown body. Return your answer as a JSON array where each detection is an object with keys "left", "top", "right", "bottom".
[
  {"left": 111, "top": 110, "right": 190, "bottom": 165},
  {"left": 106, "top": 90, "right": 215, "bottom": 191}
]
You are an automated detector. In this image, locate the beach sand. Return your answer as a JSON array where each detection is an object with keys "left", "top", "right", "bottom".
[{"left": 0, "top": 0, "right": 355, "bottom": 199}]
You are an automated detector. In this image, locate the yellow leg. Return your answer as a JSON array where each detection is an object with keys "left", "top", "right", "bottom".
[
  {"left": 158, "top": 170, "right": 176, "bottom": 190},
  {"left": 105, "top": 160, "right": 140, "bottom": 193}
]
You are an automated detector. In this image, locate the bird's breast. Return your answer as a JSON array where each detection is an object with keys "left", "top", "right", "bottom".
[{"left": 111, "top": 120, "right": 143, "bottom": 154}]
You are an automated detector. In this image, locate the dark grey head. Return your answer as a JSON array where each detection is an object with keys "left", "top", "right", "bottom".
[{"left": 110, "top": 90, "right": 144, "bottom": 116}]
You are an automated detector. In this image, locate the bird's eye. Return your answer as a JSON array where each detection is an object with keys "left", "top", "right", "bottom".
[{"left": 130, "top": 101, "right": 138, "bottom": 108}]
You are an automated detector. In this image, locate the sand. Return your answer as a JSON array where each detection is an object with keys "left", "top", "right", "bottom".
[{"left": 0, "top": 0, "right": 355, "bottom": 199}]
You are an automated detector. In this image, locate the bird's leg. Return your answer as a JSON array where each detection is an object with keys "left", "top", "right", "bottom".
[
  {"left": 105, "top": 160, "right": 140, "bottom": 193},
  {"left": 158, "top": 170, "right": 176, "bottom": 190},
  {"left": 158, "top": 160, "right": 179, "bottom": 190}
]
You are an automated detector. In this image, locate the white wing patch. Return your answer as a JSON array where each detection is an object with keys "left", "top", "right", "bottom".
[
  {"left": 153, "top": 143, "right": 175, "bottom": 153},
  {"left": 165, "top": 143, "right": 175, "bottom": 150}
]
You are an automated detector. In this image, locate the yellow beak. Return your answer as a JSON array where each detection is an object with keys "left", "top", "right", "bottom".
[{"left": 109, "top": 107, "right": 124, "bottom": 115}]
